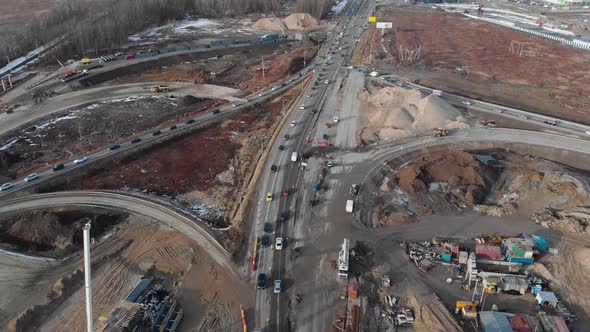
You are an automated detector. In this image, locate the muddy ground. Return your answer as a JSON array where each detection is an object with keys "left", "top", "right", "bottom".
[
  {"left": 0, "top": 95, "right": 216, "bottom": 180},
  {"left": 112, "top": 41, "right": 318, "bottom": 94},
  {"left": 0, "top": 213, "right": 252, "bottom": 332},
  {"left": 0, "top": 208, "right": 125, "bottom": 257},
  {"left": 353, "top": 7, "right": 590, "bottom": 124},
  {"left": 371, "top": 149, "right": 590, "bottom": 233}
]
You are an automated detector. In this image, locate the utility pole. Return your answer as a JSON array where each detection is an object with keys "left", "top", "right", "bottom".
[
  {"left": 262, "top": 56, "right": 265, "bottom": 79},
  {"left": 83, "top": 222, "right": 94, "bottom": 332}
]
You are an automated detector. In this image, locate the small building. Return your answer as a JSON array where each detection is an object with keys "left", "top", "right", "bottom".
[
  {"left": 459, "top": 251, "right": 468, "bottom": 264},
  {"left": 536, "top": 291, "right": 559, "bottom": 308},
  {"left": 501, "top": 276, "right": 528, "bottom": 295},
  {"left": 508, "top": 314, "right": 533, "bottom": 332},
  {"left": 502, "top": 238, "right": 535, "bottom": 265},
  {"left": 479, "top": 311, "right": 513, "bottom": 332},
  {"left": 476, "top": 245, "right": 503, "bottom": 260}
]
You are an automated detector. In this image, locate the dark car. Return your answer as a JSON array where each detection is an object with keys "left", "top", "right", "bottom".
[
  {"left": 186, "top": 119, "right": 195, "bottom": 124},
  {"left": 284, "top": 134, "right": 290, "bottom": 141},
  {"left": 279, "top": 145, "right": 286, "bottom": 151},
  {"left": 109, "top": 144, "right": 120, "bottom": 150},
  {"left": 52, "top": 164, "right": 65, "bottom": 172},
  {"left": 257, "top": 273, "right": 267, "bottom": 289},
  {"left": 152, "top": 130, "right": 161, "bottom": 136},
  {"left": 170, "top": 125, "right": 177, "bottom": 130},
  {"left": 270, "top": 164, "right": 278, "bottom": 173},
  {"left": 280, "top": 212, "right": 289, "bottom": 222},
  {"left": 261, "top": 234, "right": 270, "bottom": 247},
  {"left": 264, "top": 223, "right": 272, "bottom": 233},
  {"left": 212, "top": 109, "right": 220, "bottom": 114},
  {"left": 131, "top": 137, "right": 141, "bottom": 143}
]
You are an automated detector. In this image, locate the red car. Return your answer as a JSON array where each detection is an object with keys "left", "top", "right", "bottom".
[{"left": 282, "top": 188, "right": 289, "bottom": 196}]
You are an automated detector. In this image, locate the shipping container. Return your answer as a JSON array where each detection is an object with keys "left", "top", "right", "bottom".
[
  {"left": 441, "top": 253, "right": 452, "bottom": 262},
  {"left": 476, "top": 245, "right": 503, "bottom": 260},
  {"left": 505, "top": 255, "right": 534, "bottom": 265}
]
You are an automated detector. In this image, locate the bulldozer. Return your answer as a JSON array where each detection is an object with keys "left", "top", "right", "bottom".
[
  {"left": 150, "top": 85, "right": 171, "bottom": 93},
  {"left": 432, "top": 128, "right": 449, "bottom": 137}
]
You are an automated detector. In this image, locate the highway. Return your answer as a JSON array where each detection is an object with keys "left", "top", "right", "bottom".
[
  {"left": 251, "top": 0, "right": 375, "bottom": 330},
  {"left": 0, "top": 190, "right": 235, "bottom": 273}
]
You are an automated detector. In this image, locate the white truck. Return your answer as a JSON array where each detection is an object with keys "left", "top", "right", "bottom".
[
  {"left": 346, "top": 200, "right": 354, "bottom": 213},
  {"left": 291, "top": 152, "right": 298, "bottom": 162},
  {"left": 432, "top": 89, "right": 443, "bottom": 96}
]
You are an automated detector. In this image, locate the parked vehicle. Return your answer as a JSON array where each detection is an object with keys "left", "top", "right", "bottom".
[
  {"left": 52, "top": 164, "right": 65, "bottom": 171},
  {"left": 24, "top": 173, "right": 39, "bottom": 182}
]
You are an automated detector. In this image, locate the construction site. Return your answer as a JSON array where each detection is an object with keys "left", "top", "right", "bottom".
[{"left": 2, "top": 0, "right": 590, "bottom": 331}]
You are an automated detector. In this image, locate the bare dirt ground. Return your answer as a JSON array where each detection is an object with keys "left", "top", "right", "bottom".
[
  {"left": 353, "top": 7, "right": 590, "bottom": 124},
  {"left": 1, "top": 213, "right": 251, "bottom": 331},
  {"left": 372, "top": 149, "right": 590, "bottom": 231},
  {"left": 112, "top": 41, "right": 318, "bottom": 94}
]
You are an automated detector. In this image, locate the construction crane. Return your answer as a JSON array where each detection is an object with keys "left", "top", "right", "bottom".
[{"left": 57, "top": 59, "right": 77, "bottom": 78}]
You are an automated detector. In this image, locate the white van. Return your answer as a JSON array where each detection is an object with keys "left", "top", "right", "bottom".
[
  {"left": 291, "top": 152, "right": 298, "bottom": 162},
  {"left": 346, "top": 200, "right": 354, "bottom": 213}
]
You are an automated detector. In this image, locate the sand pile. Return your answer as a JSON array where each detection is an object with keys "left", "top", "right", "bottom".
[
  {"left": 252, "top": 18, "right": 287, "bottom": 32},
  {"left": 252, "top": 13, "right": 319, "bottom": 32},
  {"left": 361, "top": 86, "right": 471, "bottom": 142}
]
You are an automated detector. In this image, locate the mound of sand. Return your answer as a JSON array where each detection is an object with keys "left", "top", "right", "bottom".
[
  {"left": 361, "top": 86, "right": 471, "bottom": 142},
  {"left": 283, "top": 13, "right": 319, "bottom": 31},
  {"left": 252, "top": 18, "right": 287, "bottom": 32},
  {"left": 252, "top": 13, "right": 319, "bottom": 32}
]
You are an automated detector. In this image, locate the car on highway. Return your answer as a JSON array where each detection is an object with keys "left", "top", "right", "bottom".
[
  {"left": 258, "top": 92, "right": 267, "bottom": 97},
  {"left": 275, "top": 237, "right": 283, "bottom": 250},
  {"left": 261, "top": 234, "right": 270, "bottom": 247},
  {"left": 280, "top": 211, "right": 289, "bottom": 222},
  {"left": 325, "top": 80, "right": 330, "bottom": 84},
  {"left": 24, "top": 173, "right": 39, "bottom": 182},
  {"left": 264, "top": 222, "right": 272, "bottom": 233},
  {"left": 278, "top": 145, "right": 285, "bottom": 151},
  {"left": 74, "top": 156, "right": 88, "bottom": 164},
  {"left": 131, "top": 137, "right": 141, "bottom": 143},
  {"left": 282, "top": 188, "right": 289, "bottom": 196},
  {"left": 185, "top": 118, "right": 195, "bottom": 124},
  {"left": 544, "top": 120, "right": 557, "bottom": 126},
  {"left": 152, "top": 130, "right": 161, "bottom": 136},
  {"left": 266, "top": 192, "right": 273, "bottom": 202},
  {"left": 284, "top": 134, "right": 290, "bottom": 140},
  {"left": 291, "top": 121, "right": 296, "bottom": 127},
  {"left": 274, "top": 280, "right": 282, "bottom": 294},
  {"left": 327, "top": 160, "right": 334, "bottom": 168},
  {"left": 257, "top": 273, "right": 267, "bottom": 289},
  {"left": 170, "top": 125, "right": 177, "bottom": 130},
  {"left": 52, "top": 164, "right": 65, "bottom": 172},
  {"left": 0, "top": 182, "right": 13, "bottom": 191},
  {"left": 212, "top": 109, "right": 220, "bottom": 114},
  {"left": 109, "top": 144, "right": 120, "bottom": 151},
  {"left": 271, "top": 164, "right": 278, "bottom": 173},
  {"left": 462, "top": 101, "right": 472, "bottom": 106},
  {"left": 232, "top": 103, "right": 240, "bottom": 107},
  {"left": 300, "top": 104, "right": 305, "bottom": 110}
]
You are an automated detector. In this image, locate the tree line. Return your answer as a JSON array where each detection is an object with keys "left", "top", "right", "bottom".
[{"left": 0, "top": 0, "right": 335, "bottom": 69}]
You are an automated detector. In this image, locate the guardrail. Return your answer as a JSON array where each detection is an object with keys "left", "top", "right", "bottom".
[{"left": 464, "top": 14, "right": 590, "bottom": 50}]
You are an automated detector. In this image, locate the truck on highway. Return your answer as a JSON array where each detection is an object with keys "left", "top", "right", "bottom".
[
  {"left": 346, "top": 200, "right": 354, "bottom": 213},
  {"left": 432, "top": 128, "right": 449, "bottom": 137},
  {"left": 432, "top": 89, "right": 443, "bottom": 96},
  {"left": 150, "top": 85, "right": 170, "bottom": 93},
  {"left": 291, "top": 152, "right": 298, "bottom": 162}
]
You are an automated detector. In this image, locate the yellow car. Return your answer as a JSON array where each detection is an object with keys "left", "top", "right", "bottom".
[{"left": 266, "top": 192, "right": 273, "bottom": 202}]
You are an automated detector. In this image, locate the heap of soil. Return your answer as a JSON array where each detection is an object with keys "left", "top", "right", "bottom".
[
  {"left": 178, "top": 95, "right": 208, "bottom": 107},
  {"left": 395, "top": 151, "right": 497, "bottom": 206},
  {"left": 0, "top": 209, "right": 126, "bottom": 256},
  {"left": 361, "top": 86, "right": 471, "bottom": 142},
  {"left": 252, "top": 13, "right": 319, "bottom": 32}
]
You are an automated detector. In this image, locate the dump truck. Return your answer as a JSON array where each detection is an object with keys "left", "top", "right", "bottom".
[
  {"left": 150, "top": 85, "right": 170, "bottom": 93},
  {"left": 432, "top": 128, "right": 449, "bottom": 137}
]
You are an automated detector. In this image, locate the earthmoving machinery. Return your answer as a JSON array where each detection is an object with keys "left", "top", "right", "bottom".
[
  {"left": 432, "top": 128, "right": 449, "bottom": 137},
  {"left": 150, "top": 85, "right": 171, "bottom": 93}
]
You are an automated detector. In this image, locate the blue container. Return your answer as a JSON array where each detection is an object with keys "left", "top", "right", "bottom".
[
  {"left": 506, "top": 255, "right": 534, "bottom": 265},
  {"left": 125, "top": 277, "right": 153, "bottom": 302},
  {"left": 532, "top": 235, "right": 548, "bottom": 251},
  {"left": 441, "top": 253, "right": 452, "bottom": 262}
]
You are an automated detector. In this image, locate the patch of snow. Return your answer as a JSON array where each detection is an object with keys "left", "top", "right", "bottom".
[
  {"left": 0, "top": 137, "right": 19, "bottom": 151},
  {"left": 174, "top": 18, "right": 221, "bottom": 33},
  {"left": 35, "top": 114, "right": 78, "bottom": 130}
]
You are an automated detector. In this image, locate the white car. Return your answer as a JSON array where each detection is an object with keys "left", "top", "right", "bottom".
[
  {"left": 274, "top": 279, "right": 282, "bottom": 294},
  {"left": 291, "top": 121, "right": 296, "bottom": 127},
  {"left": 24, "top": 173, "right": 39, "bottom": 182},
  {"left": 325, "top": 80, "right": 330, "bottom": 84},
  {"left": 300, "top": 104, "right": 305, "bottom": 110},
  {"left": 0, "top": 182, "right": 13, "bottom": 191},
  {"left": 334, "top": 116, "right": 339, "bottom": 123},
  {"left": 275, "top": 237, "right": 283, "bottom": 250},
  {"left": 74, "top": 156, "right": 88, "bottom": 164},
  {"left": 462, "top": 101, "right": 472, "bottom": 106}
]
